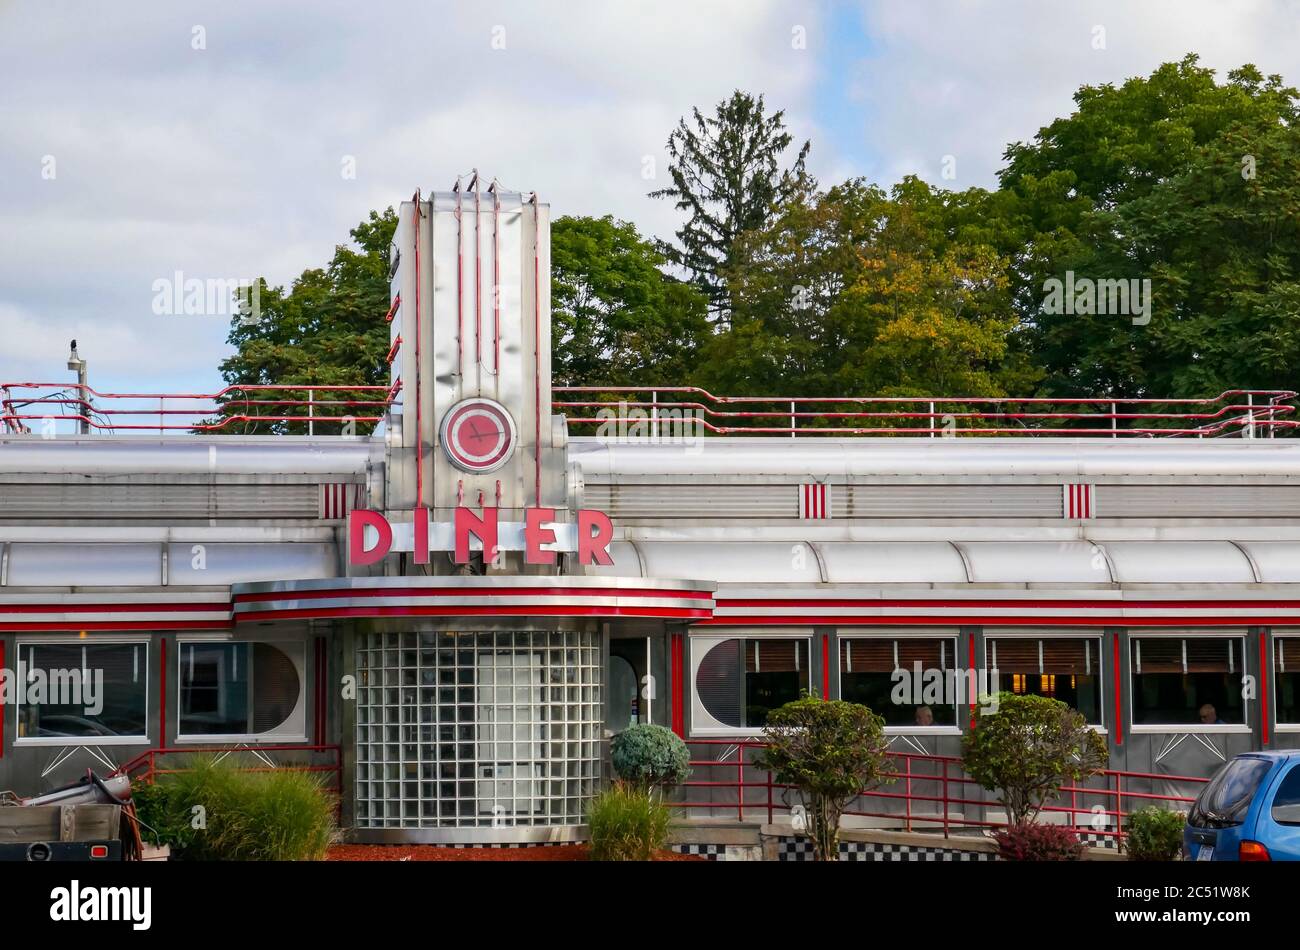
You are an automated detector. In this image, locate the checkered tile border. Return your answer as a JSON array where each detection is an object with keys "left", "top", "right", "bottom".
[
  {"left": 1078, "top": 832, "right": 1121, "bottom": 850},
  {"left": 440, "top": 841, "right": 564, "bottom": 849},
  {"left": 671, "top": 843, "right": 726, "bottom": 860},
  {"left": 779, "top": 838, "right": 996, "bottom": 862}
]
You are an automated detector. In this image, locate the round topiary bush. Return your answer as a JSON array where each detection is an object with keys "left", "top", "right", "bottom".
[{"left": 610, "top": 723, "right": 690, "bottom": 793}]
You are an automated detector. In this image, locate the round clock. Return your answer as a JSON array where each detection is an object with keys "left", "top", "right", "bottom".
[{"left": 440, "top": 397, "right": 517, "bottom": 474}]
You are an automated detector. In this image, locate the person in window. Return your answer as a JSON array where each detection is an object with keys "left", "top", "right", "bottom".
[
  {"left": 914, "top": 705, "right": 935, "bottom": 727},
  {"left": 1199, "top": 703, "right": 1225, "bottom": 725}
]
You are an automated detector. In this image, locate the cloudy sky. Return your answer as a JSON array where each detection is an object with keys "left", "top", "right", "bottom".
[{"left": 2, "top": 0, "right": 1298, "bottom": 404}]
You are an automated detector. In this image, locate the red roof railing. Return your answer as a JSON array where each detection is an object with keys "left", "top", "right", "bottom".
[
  {"left": 0, "top": 382, "right": 398, "bottom": 434},
  {"left": 553, "top": 387, "right": 1299, "bottom": 437}
]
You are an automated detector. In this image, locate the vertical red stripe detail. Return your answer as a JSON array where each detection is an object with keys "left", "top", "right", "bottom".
[
  {"left": 821, "top": 633, "right": 830, "bottom": 698},
  {"left": 1085, "top": 484, "right": 1091, "bottom": 519},
  {"left": 414, "top": 192, "right": 423, "bottom": 510},
  {"left": 533, "top": 195, "right": 542, "bottom": 507},
  {"left": 475, "top": 181, "right": 482, "bottom": 368},
  {"left": 1112, "top": 632, "right": 1123, "bottom": 746},
  {"left": 968, "top": 631, "right": 977, "bottom": 729},
  {"left": 159, "top": 637, "right": 167, "bottom": 748},
  {"left": 670, "top": 633, "right": 684, "bottom": 737},
  {"left": 0, "top": 638, "right": 5, "bottom": 759},
  {"left": 1260, "top": 631, "right": 1270, "bottom": 746},
  {"left": 492, "top": 186, "right": 500, "bottom": 374}
]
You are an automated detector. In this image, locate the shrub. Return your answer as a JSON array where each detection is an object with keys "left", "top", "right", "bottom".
[
  {"left": 1124, "top": 807, "right": 1186, "bottom": 861},
  {"left": 993, "top": 822, "right": 1084, "bottom": 861},
  {"left": 610, "top": 723, "right": 691, "bottom": 793},
  {"left": 962, "top": 692, "right": 1109, "bottom": 827},
  {"left": 132, "top": 756, "right": 337, "bottom": 861},
  {"left": 586, "top": 784, "right": 672, "bottom": 861},
  {"left": 754, "top": 694, "right": 892, "bottom": 862}
]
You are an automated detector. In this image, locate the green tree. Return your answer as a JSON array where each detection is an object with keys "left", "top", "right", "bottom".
[
  {"left": 215, "top": 208, "right": 397, "bottom": 433},
  {"left": 651, "top": 90, "right": 811, "bottom": 320},
  {"left": 755, "top": 695, "right": 892, "bottom": 862},
  {"left": 707, "top": 177, "right": 1026, "bottom": 406},
  {"left": 992, "top": 55, "right": 1300, "bottom": 398},
  {"left": 551, "top": 215, "right": 710, "bottom": 387},
  {"left": 961, "top": 692, "right": 1109, "bottom": 828}
]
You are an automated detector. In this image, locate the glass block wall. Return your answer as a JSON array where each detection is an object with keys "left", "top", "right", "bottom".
[{"left": 355, "top": 629, "right": 602, "bottom": 830}]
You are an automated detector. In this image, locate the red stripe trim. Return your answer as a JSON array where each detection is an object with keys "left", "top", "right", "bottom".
[
  {"left": 0, "top": 620, "right": 230, "bottom": 631},
  {"left": 717, "top": 597, "right": 1300, "bottom": 610},
  {"left": 698, "top": 615, "right": 1300, "bottom": 627},
  {"left": 159, "top": 637, "right": 167, "bottom": 748},
  {"left": 1261, "top": 631, "right": 1270, "bottom": 746},
  {"left": 235, "top": 586, "right": 713, "bottom": 604},
  {"left": 238, "top": 605, "right": 711, "bottom": 623},
  {"left": 670, "top": 633, "right": 684, "bottom": 737},
  {"left": 821, "top": 633, "right": 830, "bottom": 698},
  {"left": 968, "top": 631, "right": 977, "bottom": 729},
  {"left": 0, "top": 602, "right": 225, "bottom": 614},
  {"left": 0, "top": 638, "right": 5, "bottom": 759},
  {"left": 1113, "top": 633, "right": 1123, "bottom": 746}
]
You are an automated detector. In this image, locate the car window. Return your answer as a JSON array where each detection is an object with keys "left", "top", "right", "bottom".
[
  {"left": 1270, "top": 764, "right": 1300, "bottom": 826},
  {"left": 1190, "top": 757, "right": 1273, "bottom": 827}
]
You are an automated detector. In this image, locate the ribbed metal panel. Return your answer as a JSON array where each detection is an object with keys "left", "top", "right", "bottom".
[
  {"left": 584, "top": 483, "right": 799, "bottom": 519},
  {"left": 0, "top": 482, "right": 323, "bottom": 519},
  {"left": 584, "top": 482, "right": 1062, "bottom": 519},
  {"left": 1101, "top": 485, "right": 1300, "bottom": 518},
  {"left": 844, "top": 484, "right": 1061, "bottom": 518}
]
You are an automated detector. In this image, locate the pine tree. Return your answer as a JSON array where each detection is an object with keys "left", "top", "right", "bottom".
[{"left": 650, "top": 91, "right": 811, "bottom": 323}]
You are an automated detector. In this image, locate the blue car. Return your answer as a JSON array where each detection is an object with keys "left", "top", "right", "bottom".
[{"left": 1184, "top": 750, "right": 1300, "bottom": 861}]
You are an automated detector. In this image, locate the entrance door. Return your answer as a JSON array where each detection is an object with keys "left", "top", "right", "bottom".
[{"left": 608, "top": 636, "right": 652, "bottom": 732}]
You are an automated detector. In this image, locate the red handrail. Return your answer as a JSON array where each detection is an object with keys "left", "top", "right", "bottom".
[
  {"left": 676, "top": 739, "right": 1209, "bottom": 839},
  {"left": 554, "top": 387, "right": 1298, "bottom": 438},
  {"left": 0, "top": 382, "right": 396, "bottom": 434}
]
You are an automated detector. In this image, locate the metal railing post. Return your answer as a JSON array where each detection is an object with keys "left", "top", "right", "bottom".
[
  {"left": 308, "top": 388, "right": 314, "bottom": 436},
  {"left": 929, "top": 401, "right": 936, "bottom": 437},
  {"left": 905, "top": 757, "right": 913, "bottom": 832},
  {"left": 651, "top": 391, "right": 658, "bottom": 440},
  {"left": 766, "top": 766, "right": 774, "bottom": 824},
  {"left": 1247, "top": 393, "right": 1255, "bottom": 439},
  {"left": 790, "top": 401, "right": 796, "bottom": 438},
  {"left": 1111, "top": 402, "right": 1117, "bottom": 438},
  {"left": 738, "top": 745, "right": 745, "bottom": 822},
  {"left": 942, "top": 759, "right": 949, "bottom": 838}
]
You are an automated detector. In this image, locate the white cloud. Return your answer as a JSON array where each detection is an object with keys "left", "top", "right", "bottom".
[
  {"left": 853, "top": 0, "right": 1300, "bottom": 188},
  {"left": 0, "top": 0, "right": 819, "bottom": 392}
]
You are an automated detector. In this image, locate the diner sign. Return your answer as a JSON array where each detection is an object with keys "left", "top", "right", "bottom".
[{"left": 349, "top": 507, "right": 615, "bottom": 567}]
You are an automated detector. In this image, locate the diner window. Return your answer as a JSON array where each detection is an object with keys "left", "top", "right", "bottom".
[
  {"left": 1131, "top": 635, "right": 1246, "bottom": 726},
  {"left": 691, "top": 635, "right": 810, "bottom": 733},
  {"left": 16, "top": 641, "right": 148, "bottom": 743},
  {"left": 178, "top": 640, "right": 305, "bottom": 739},
  {"left": 988, "top": 636, "right": 1102, "bottom": 724},
  {"left": 839, "top": 636, "right": 957, "bottom": 727},
  {"left": 1276, "top": 638, "right": 1300, "bottom": 727}
]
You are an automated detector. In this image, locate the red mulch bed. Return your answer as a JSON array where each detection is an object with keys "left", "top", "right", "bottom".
[{"left": 326, "top": 843, "right": 703, "bottom": 862}]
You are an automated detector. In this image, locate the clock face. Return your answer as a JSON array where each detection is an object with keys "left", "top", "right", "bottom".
[{"left": 440, "top": 397, "right": 517, "bottom": 474}]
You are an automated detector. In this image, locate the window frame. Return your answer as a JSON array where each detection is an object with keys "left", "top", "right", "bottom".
[
  {"left": 837, "top": 629, "right": 962, "bottom": 735},
  {"left": 1128, "top": 630, "right": 1251, "bottom": 734},
  {"left": 688, "top": 630, "right": 813, "bottom": 737},
  {"left": 13, "top": 636, "right": 151, "bottom": 747},
  {"left": 983, "top": 629, "right": 1107, "bottom": 731},
  {"left": 1272, "top": 633, "right": 1300, "bottom": 733},
  {"left": 175, "top": 635, "right": 308, "bottom": 744}
]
